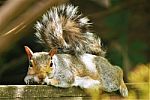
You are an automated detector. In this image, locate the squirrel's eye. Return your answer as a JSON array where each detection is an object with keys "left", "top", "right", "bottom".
[
  {"left": 50, "top": 62, "right": 53, "bottom": 67},
  {"left": 29, "top": 61, "right": 33, "bottom": 67}
]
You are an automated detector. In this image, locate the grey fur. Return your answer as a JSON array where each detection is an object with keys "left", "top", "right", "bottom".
[
  {"left": 35, "top": 4, "right": 105, "bottom": 56},
  {"left": 24, "top": 53, "right": 128, "bottom": 97}
]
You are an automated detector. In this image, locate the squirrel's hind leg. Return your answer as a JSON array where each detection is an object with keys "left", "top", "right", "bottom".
[
  {"left": 119, "top": 70, "right": 128, "bottom": 97},
  {"left": 117, "top": 67, "right": 128, "bottom": 97},
  {"left": 119, "top": 79, "right": 128, "bottom": 97}
]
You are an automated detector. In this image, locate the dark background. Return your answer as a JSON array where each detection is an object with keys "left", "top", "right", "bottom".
[{"left": 0, "top": 0, "right": 149, "bottom": 85}]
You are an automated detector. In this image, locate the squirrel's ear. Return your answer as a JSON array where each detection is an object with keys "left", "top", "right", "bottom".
[
  {"left": 24, "top": 46, "right": 33, "bottom": 59},
  {"left": 49, "top": 48, "right": 57, "bottom": 57}
]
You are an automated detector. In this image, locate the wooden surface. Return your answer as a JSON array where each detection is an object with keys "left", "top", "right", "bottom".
[{"left": 0, "top": 83, "right": 149, "bottom": 100}]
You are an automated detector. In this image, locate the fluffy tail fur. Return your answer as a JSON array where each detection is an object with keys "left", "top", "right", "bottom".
[{"left": 35, "top": 4, "right": 105, "bottom": 56}]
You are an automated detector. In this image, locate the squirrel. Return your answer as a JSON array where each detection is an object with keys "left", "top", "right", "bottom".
[{"left": 24, "top": 4, "right": 128, "bottom": 98}]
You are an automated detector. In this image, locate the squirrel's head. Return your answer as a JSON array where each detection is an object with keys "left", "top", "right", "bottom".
[{"left": 24, "top": 46, "right": 57, "bottom": 84}]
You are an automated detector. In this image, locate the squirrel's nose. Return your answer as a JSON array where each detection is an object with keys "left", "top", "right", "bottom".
[{"left": 38, "top": 74, "right": 46, "bottom": 81}]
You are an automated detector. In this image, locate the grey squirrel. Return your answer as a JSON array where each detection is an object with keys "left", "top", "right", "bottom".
[{"left": 24, "top": 4, "right": 128, "bottom": 98}]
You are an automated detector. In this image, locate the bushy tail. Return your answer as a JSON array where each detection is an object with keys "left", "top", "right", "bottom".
[{"left": 35, "top": 4, "right": 105, "bottom": 56}]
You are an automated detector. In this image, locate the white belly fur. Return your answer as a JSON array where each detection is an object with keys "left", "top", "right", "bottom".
[
  {"left": 72, "top": 76, "right": 100, "bottom": 89},
  {"left": 80, "top": 54, "right": 97, "bottom": 73}
]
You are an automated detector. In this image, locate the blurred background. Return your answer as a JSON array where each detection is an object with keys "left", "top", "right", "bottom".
[{"left": 0, "top": 0, "right": 149, "bottom": 99}]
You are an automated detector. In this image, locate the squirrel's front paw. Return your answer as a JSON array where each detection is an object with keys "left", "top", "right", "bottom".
[
  {"left": 24, "top": 75, "right": 38, "bottom": 85},
  {"left": 44, "top": 77, "right": 60, "bottom": 86}
]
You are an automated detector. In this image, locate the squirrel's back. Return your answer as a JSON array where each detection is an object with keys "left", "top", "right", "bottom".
[{"left": 35, "top": 4, "right": 105, "bottom": 56}]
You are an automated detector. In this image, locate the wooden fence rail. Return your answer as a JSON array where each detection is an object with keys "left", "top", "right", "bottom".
[{"left": 0, "top": 83, "right": 149, "bottom": 100}]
